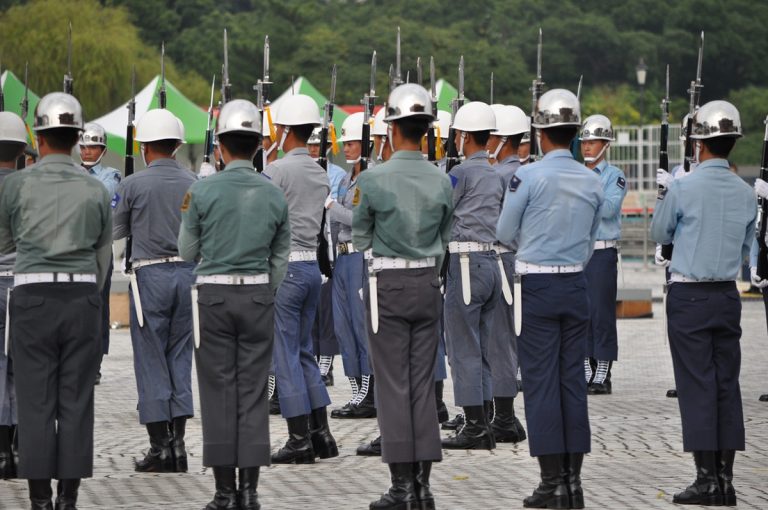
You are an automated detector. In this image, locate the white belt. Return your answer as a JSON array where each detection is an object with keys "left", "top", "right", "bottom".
[
  {"left": 669, "top": 273, "right": 732, "bottom": 284},
  {"left": 196, "top": 274, "right": 269, "bottom": 285},
  {"left": 289, "top": 251, "right": 317, "bottom": 262},
  {"left": 370, "top": 256, "right": 435, "bottom": 271},
  {"left": 494, "top": 244, "right": 515, "bottom": 255},
  {"left": 515, "top": 262, "right": 583, "bottom": 274},
  {"left": 133, "top": 256, "right": 184, "bottom": 270},
  {"left": 594, "top": 240, "right": 618, "bottom": 250},
  {"left": 14, "top": 273, "right": 97, "bottom": 286},
  {"left": 448, "top": 241, "right": 495, "bottom": 253},
  {"left": 0, "top": 271, "right": 12, "bottom": 277}
]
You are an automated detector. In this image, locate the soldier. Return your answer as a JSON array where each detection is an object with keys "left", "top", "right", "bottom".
[
  {"left": 0, "top": 93, "right": 112, "bottom": 510},
  {"left": 353, "top": 83, "right": 453, "bottom": 510},
  {"left": 441, "top": 101, "right": 504, "bottom": 451},
  {"left": 485, "top": 103, "right": 528, "bottom": 444},
  {"left": 497, "top": 89, "right": 602, "bottom": 509},
  {"left": 751, "top": 180, "right": 768, "bottom": 403},
  {"left": 178, "top": 99, "right": 290, "bottom": 510},
  {"left": 78, "top": 122, "right": 121, "bottom": 384},
  {"left": 112, "top": 108, "right": 197, "bottom": 474},
  {"left": 518, "top": 128, "right": 532, "bottom": 164},
  {"left": 651, "top": 101, "right": 753, "bottom": 507},
  {"left": 263, "top": 94, "right": 338, "bottom": 464},
  {"left": 327, "top": 111, "right": 376, "bottom": 419},
  {"left": 579, "top": 114, "right": 627, "bottom": 395},
  {"left": 0, "top": 111, "right": 27, "bottom": 481},
  {"left": 372, "top": 107, "right": 393, "bottom": 163}
]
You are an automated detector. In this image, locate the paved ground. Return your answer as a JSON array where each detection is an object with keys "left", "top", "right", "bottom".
[{"left": 1, "top": 263, "right": 767, "bottom": 509}]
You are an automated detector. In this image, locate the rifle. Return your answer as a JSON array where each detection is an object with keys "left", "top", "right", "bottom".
[
  {"left": 203, "top": 74, "right": 216, "bottom": 164},
  {"left": 317, "top": 64, "right": 338, "bottom": 279},
  {"left": 254, "top": 36, "right": 274, "bottom": 171},
  {"left": 63, "top": 22, "right": 73, "bottom": 95},
  {"left": 318, "top": 65, "right": 338, "bottom": 172},
  {"left": 124, "top": 66, "right": 137, "bottom": 274},
  {"left": 683, "top": 31, "right": 704, "bottom": 173},
  {"left": 159, "top": 42, "right": 167, "bottom": 109},
  {"left": 756, "top": 116, "right": 768, "bottom": 279},
  {"left": 393, "top": 27, "right": 403, "bottom": 88},
  {"left": 427, "top": 56, "right": 437, "bottom": 162},
  {"left": 529, "top": 28, "right": 544, "bottom": 163},
  {"left": 659, "top": 65, "right": 674, "bottom": 260},
  {"left": 444, "top": 55, "right": 465, "bottom": 173},
  {"left": 221, "top": 29, "right": 232, "bottom": 104},
  {"left": 16, "top": 62, "right": 30, "bottom": 170},
  {"left": 360, "top": 51, "right": 376, "bottom": 171}
]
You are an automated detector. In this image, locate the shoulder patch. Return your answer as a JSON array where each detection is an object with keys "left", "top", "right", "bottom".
[
  {"left": 114, "top": 173, "right": 122, "bottom": 183},
  {"left": 617, "top": 177, "right": 626, "bottom": 189},
  {"left": 449, "top": 174, "right": 459, "bottom": 188},
  {"left": 352, "top": 187, "right": 361, "bottom": 206},
  {"left": 181, "top": 191, "right": 192, "bottom": 212},
  {"left": 110, "top": 193, "right": 120, "bottom": 209},
  {"left": 509, "top": 175, "right": 522, "bottom": 192}
]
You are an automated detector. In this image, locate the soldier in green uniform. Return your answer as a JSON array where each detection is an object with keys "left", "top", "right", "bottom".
[
  {"left": 0, "top": 92, "right": 112, "bottom": 510},
  {"left": 178, "top": 99, "right": 291, "bottom": 510},
  {"left": 353, "top": 83, "right": 453, "bottom": 510}
]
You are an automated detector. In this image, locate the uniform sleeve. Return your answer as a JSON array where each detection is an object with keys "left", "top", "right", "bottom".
[
  {"left": 448, "top": 167, "right": 466, "bottom": 207},
  {"left": 585, "top": 188, "right": 605, "bottom": 264},
  {"left": 95, "top": 190, "right": 114, "bottom": 291},
  {"left": 112, "top": 180, "right": 131, "bottom": 240},
  {"left": 269, "top": 202, "right": 291, "bottom": 290},
  {"left": 744, "top": 199, "right": 757, "bottom": 266},
  {"left": 437, "top": 181, "right": 455, "bottom": 269},
  {"left": 650, "top": 182, "right": 681, "bottom": 245},
  {"left": 329, "top": 168, "right": 345, "bottom": 200},
  {"left": 352, "top": 176, "right": 375, "bottom": 252},
  {"left": 104, "top": 170, "right": 121, "bottom": 198},
  {"left": 496, "top": 172, "right": 529, "bottom": 246},
  {"left": 328, "top": 200, "right": 354, "bottom": 226},
  {"left": 600, "top": 169, "right": 627, "bottom": 220},
  {"left": 178, "top": 189, "right": 201, "bottom": 262},
  {"left": 0, "top": 181, "right": 16, "bottom": 254},
  {"left": 749, "top": 234, "right": 759, "bottom": 268}
]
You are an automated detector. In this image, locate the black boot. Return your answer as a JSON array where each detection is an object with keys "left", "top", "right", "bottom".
[
  {"left": 170, "top": 416, "right": 188, "bottom": 472},
  {"left": 134, "top": 421, "right": 175, "bottom": 473},
  {"left": 564, "top": 453, "right": 584, "bottom": 509},
  {"left": 331, "top": 377, "right": 360, "bottom": 418},
  {"left": 759, "top": 393, "right": 768, "bottom": 402},
  {"left": 29, "top": 479, "right": 53, "bottom": 510},
  {"left": 238, "top": 467, "right": 261, "bottom": 510},
  {"left": 309, "top": 407, "right": 339, "bottom": 459},
  {"left": 369, "top": 462, "right": 419, "bottom": 510},
  {"left": 271, "top": 415, "right": 315, "bottom": 464},
  {"left": 204, "top": 467, "right": 238, "bottom": 510},
  {"left": 484, "top": 400, "right": 494, "bottom": 423},
  {"left": 357, "top": 435, "right": 382, "bottom": 456},
  {"left": 441, "top": 405, "right": 495, "bottom": 450},
  {"left": 672, "top": 451, "right": 723, "bottom": 506},
  {"left": 333, "top": 375, "right": 377, "bottom": 419},
  {"left": 11, "top": 424, "right": 19, "bottom": 472},
  {"left": 523, "top": 454, "right": 569, "bottom": 509},
  {"left": 490, "top": 397, "right": 527, "bottom": 444},
  {"left": 434, "top": 381, "right": 449, "bottom": 424},
  {"left": 440, "top": 413, "right": 464, "bottom": 431},
  {"left": 413, "top": 461, "right": 435, "bottom": 510},
  {"left": 54, "top": 479, "right": 80, "bottom": 510},
  {"left": 269, "top": 380, "right": 281, "bottom": 415},
  {"left": 0, "top": 425, "right": 15, "bottom": 479},
  {"left": 718, "top": 450, "right": 736, "bottom": 506}
]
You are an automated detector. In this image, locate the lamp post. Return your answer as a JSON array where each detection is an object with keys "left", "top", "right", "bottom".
[{"left": 635, "top": 58, "right": 648, "bottom": 124}]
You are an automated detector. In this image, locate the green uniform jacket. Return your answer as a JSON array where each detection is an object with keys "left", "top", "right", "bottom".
[{"left": 178, "top": 160, "right": 291, "bottom": 291}]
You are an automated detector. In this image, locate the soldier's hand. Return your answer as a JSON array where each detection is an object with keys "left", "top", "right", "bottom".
[
  {"left": 324, "top": 195, "right": 336, "bottom": 209},
  {"left": 199, "top": 162, "right": 216, "bottom": 178},
  {"left": 656, "top": 168, "right": 672, "bottom": 188},
  {"left": 654, "top": 245, "right": 670, "bottom": 267},
  {"left": 751, "top": 267, "right": 768, "bottom": 289},
  {"left": 754, "top": 178, "right": 768, "bottom": 200}
]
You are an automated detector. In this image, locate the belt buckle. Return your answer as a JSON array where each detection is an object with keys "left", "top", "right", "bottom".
[{"left": 339, "top": 243, "right": 349, "bottom": 255}]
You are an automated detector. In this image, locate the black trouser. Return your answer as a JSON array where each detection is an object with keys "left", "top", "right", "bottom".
[
  {"left": 195, "top": 284, "right": 274, "bottom": 467},
  {"left": 100, "top": 258, "right": 113, "bottom": 355},
  {"left": 11, "top": 282, "right": 101, "bottom": 479},
  {"left": 312, "top": 279, "right": 339, "bottom": 357}
]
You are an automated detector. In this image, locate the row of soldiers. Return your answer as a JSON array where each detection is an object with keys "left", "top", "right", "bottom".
[{"left": 0, "top": 71, "right": 760, "bottom": 510}]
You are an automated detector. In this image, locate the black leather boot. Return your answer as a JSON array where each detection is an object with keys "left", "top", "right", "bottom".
[
  {"left": 434, "top": 381, "right": 449, "bottom": 424},
  {"left": 413, "top": 461, "right": 435, "bottom": 510},
  {"left": 269, "top": 379, "right": 281, "bottom": 415},
  {"left": 271, "top": 415, "right": 315, "bottom": 464},
  {"left": 54, "top": 479, "right": 80, "bottom": 510},
  {"left": 441, "top": 405, "right": 495, "bottom": 450},
  {"left": 357, "top": 435, "right": 382, "bottom": 456},
  {"left": 440, "top": 413, "right": 464, "bottom": 431},
  {"left": 491, "top": 397, "right": 527, "bottom": 443},
  {"left": 238, "top": 467, "right": 261, "bottom": 510},
  {"left": 134, "top": 421, "right": 175, "bottom": 473},
  {"left": 170, "top": 416, "right": 188, "bottom": 472},
  {"left": 309, "top": 406, "right": 339, "bottom": 459},
  {"left": 29, "top": 479, "right": 53, "bottom": 510},
  {"left": 564, "top": 453, "right": 584, "bottom": 509},
  {"left": 718, "top": 450, "right": 736, "bottom": 506},
  {"left": 0, "top": 425, "right": 14, "bottom": 479},
  {"left": 204, "top": 467, "right": 238, "bottom": 510},
  {"left": 331, "top": 377, "right": 360, "bottom": 418},
  {"left": 369, "top": 462, "right": 419, "bottom": 510},
  {"left": 672, "top": 451, "right": 723, "bottom": 506},
  {"left": 333, "top": 375, "right": 377, "bottom": 418},
  {"left": 523, "top": 454, "right": 569, "bottom": 509}
]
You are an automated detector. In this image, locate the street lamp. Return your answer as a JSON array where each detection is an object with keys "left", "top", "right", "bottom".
[{"left": 635, "top": 58, "right": 648, "bottom": 124}]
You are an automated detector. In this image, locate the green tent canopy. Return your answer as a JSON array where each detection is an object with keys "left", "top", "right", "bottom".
[{"left": 1, "top": 70, "right": 41, "bottom": 143}]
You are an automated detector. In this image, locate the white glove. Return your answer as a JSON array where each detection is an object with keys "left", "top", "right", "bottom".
[
  {"left": 324, "top": 195, "right": 336, "bottom": 209},
  {"left": 751, "top": 267, "right": 768, "bottom": 289},
  {"left": 656, "top": 168, "right": 672, "bottom": 188},
  {"left": 199, "top": 162, "right": 216, "bottom": 178},
  {"left": 654, "top": 245, "right": 670, "bottom": 267},
  {"left": 755, "top": 178, "right": 768, "bottom": 200}
]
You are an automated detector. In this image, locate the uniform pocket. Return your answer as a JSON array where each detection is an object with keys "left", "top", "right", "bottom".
[
  {"left": 252, "top": 293, "right": 274, "bottom": 306},
  {"left": 198, "top": 294, "right": 225, "bottom": 307},
  {"left": 12, "top": 295, "right": 45, "bottom": 309},
  {"left": 86, "top": 293, "right": 101, "bottom": 308}
]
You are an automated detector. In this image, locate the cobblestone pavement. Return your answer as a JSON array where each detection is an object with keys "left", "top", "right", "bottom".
[{"left": 1, "top": 266, "right": 767, "bottom": 509}]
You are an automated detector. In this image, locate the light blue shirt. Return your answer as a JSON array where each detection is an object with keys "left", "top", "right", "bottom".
[
  {"left": 497, "top": 149, "right": 604, "bottom": 266},
  {"left": 86, "top": 163, "right": 121, "bottom": 198},
  {"left": 591, "top": 160, "right": 627, "bottom": 241},
  {"left": 651, "top": 158, "right": 755, "bottom": 280},
  {"left": 328, "top": 162, "right": 346, "bottom": 200}
]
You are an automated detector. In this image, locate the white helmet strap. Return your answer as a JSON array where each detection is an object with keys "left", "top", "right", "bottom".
[
  {"left": 491, "top": 136, "right": 508, "bottom": 160},
  {"left": 277, "top": 126, "right": 290, "bottom": 152},
  {"left": 378, "top": 135, "right": 387, "bottom": 161},
  {"left": 458, "top": 132, "right": 467, "bottom": 157},
  {"left": 583, "top": 142, "right": 609, "bottom": 164},
  {"left": 80, "top": 146, "right": 106, "bottom": 167}
]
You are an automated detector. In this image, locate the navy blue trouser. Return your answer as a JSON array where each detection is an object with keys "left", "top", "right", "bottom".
[
  {"left": 489, "top": 252, "right": 519, "bottom": 398},
  {"left": 0, "top": 276, "right": 16, "bottom": 426},
  {"left": 584, "top": 247, "right": 618, "bottom": 360},
  {"left": 667, "top": 281, "right": 745, "bottom": 451},
  {"left": 518, "top": 273, "right": 591, "bottom": 457},
  {"left": 312, "top": 278, "right": 339, "bottom": 357},
  {"left": 332, "top": 252, "right": 371, "bottom": 377},
  {"left": 273, "top": 261, "right": 331, "bottom": 418},
  {"left": 100, "top": 257, "right": 113, "bottom": 355}
]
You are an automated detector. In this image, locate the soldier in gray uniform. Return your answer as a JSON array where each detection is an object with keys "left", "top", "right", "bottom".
[
  {"left": 0, "top": 111, "right": 27, "bottom": 481},
  {"left": 441, "top": 101, "right": 505, "bottom": 450},
  {"left": 263, "top": 94, "right": 338, "bottom": 464},
  {"left": 0, "top": 93, "right": 112, "bottom": 510},
  {"left": 112, "top": 108, "right": 198, "bottom": 474}
]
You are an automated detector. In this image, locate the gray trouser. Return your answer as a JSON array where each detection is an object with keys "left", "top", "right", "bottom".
[
  {"left": 366, "top": 267, "right": 442, "bottom": 464},
  {"left": 0, "top": 276, "right": 16, "bottom": 426},
  {"left": 489, "top": 252, "right": 519, "bottom": 398},
  {"left": 196, "top": 284, "right": 274, "bottom": 467}
]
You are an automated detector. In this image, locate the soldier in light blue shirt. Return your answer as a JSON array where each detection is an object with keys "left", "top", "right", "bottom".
[{"left": 651, "top": 100, "right": 754, "bottom": 507}]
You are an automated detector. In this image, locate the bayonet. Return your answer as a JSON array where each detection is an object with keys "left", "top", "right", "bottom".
[
  {"left": 159, "top": 41, "right": 167, "bottom": 108},
  {"left": 318, "top": 64, "right": 338, "bottom": 172},
  {"left": 429, "top": 56, "right": 436, "bottom": 100},
  {"left": 406, "top": 71, "right": 410, "bottom": 84},
  {"left": 125, "top": 65, "right": 137, "bottom": 177},
  {"left": 458, "top": 55, "right": 465, "bottom": 102},
  {"left": 445, "top": 56, "right": 466, "bottom": 173},
  {"left": 388, "top": 64, "right": 395, "bottom": 94},
  {"left": 221, "top": 29, "right": 232, "bottom": 104},
  {"left": 529, "top": 28, "right": 545, "bottom": 163},
  {"left": 427, "top": 56, "right": 437, "bottom": 162},
  {"left": 536, "top": 27, "right": 543, "bottom": 82},
  {"left": 684, "top": 31, "right": 704, "bottom": 172},
  {"left": 369, "top": 51, "right": 377, "bottom": 99},
  {"left": 416, "top": 57, "right": 423, "bottom": 86},
  {"left": 576, "top": 74, "right": 583, "bottom": 101},
  {"left": 203, "top": 74, "right": 216, "bottom": 164},
  {"left": 490, "top": 72, "right": 494, "bottom": 104},
  {"left": 63, "top": 21, "right": 73, "bottom": 94},
  {"left": 394, "top": 27, "right": 403, "bottom": 87},
  {"left": 361, "top": 51, "right": 377, "bottom": 170}
]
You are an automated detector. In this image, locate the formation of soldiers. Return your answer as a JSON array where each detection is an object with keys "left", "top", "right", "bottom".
[{"left": 0, "top": 27, "right": 764, "bottom": 510}]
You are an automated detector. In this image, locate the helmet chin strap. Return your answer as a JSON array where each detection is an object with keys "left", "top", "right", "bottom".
[
  {"left": 80, "top": 146, "right": 106, "bottom": 167},
  {"left": 387, "top": 125, "right": 395, "bottom": 154},
  {"left": 491, "top": 136, "right": 508, "bottom": 161},
  {"left": 583, "top": 142, "right": 609, "bottom": 164},
  {"left": 377, "top": 136, "right": 386, "bottom": 161},
  {"left": 277, "top": 126, "right": 290, "bottom": 152},
  {"left": 458, "top": 132, "right": 467, "bottom": 157},
  {"left": 520, "top": 155, "right": 530, "bottom": 163},
  {"left": 346, "top": 156, "right": 361, "bottom": 165},
  {"left": 264, "top": 140, "right": 278, "bottom": 158}
]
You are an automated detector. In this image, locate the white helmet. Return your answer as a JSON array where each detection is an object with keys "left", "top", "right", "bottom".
[
  {"left": 580, "top": 114, "right": 614, "bottom": 141},
  {"left": 307, "top": 126, "right": 322, "bottom": 145},
  {"left": 371, "top": 108, "right": 388, "bottom": 137},
  {"left": 490, "top": 104, "right": 528, "bottom": 136},
  {"left": 452, "top": 101, "right": 496, "bottom": 132},
  {"left": 216, "top": 99, "right": 262, "bottom": 136},
  {"left": 384, "top": 84, "right": 434, "bottom": 122},
  {"left": 273, "top": 94, "right": 321, "bottom": 126},
  {"left": 435, "top": 110, "right": 451, "bottom": 140},
  {"left": 80, "top": 122, "right": 107, "bottom": 146},
  {"left": 34, "top": 92, "right": 83, "bottom": 132},
  {"left": 0, "top": 112, "right": 29, "bottom": 144},
  {"left": 339, "top": 112, "right": 366, "bottom": 143},
  {"left": 691, "top": 100, "right": 743, "bottom": 139},
  {"left": 135, "top": 109, "right": 184, "bottom": 142},
  {"left": 532, "top": 89, "right": 581, "bottom": 128}
]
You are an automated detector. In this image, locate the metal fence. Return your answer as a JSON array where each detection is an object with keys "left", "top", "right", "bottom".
[{"left": 608, "top": 124, "right": 684, "bottom": 191}]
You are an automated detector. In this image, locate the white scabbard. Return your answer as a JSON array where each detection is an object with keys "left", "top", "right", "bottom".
[
  {"left": 191, "top": 285, "right": 201, "bottom": 349},
  {"left": 497, "top": 257, "right": 513, "bottom": 306},
  {"left": 617, "top": 244, "right": 625, "bottom": 288},
  {"left": 4, "top": 287, "right": 11, "bottom": 356},
  {"left": 129, "top": 272, "right": 144, "bottom": 328},
  {"left": 460, "top": 253, "right": 471, "bottom": 305},
  {"left": 662, "top": 283, "right": 668, "bottom": 345},
  {"left": 513, "top": 274, "right": 522, "bottom": 336},
  {"left": 369, "top": 273, "right": 379, "bottom": 334}
]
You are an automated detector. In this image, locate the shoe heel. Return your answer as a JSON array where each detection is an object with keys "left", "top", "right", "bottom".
[
  {"left": 547, "top": 494, "right": 570, "bottom": 509},
  {"left": 314, "top": 442, "right": 339, "bottom": 459},
  {"left": 175, "top": 456, "right": 188, "bottom": 473},
  {"left": 293, "top": 451, "right": 317, "bottom": 464},
  {"left": 420, "top": 498, "right": 436, "bottom": 510},
  {"left": 570, "top": 494, "right": 585, "bottom": 509}
]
